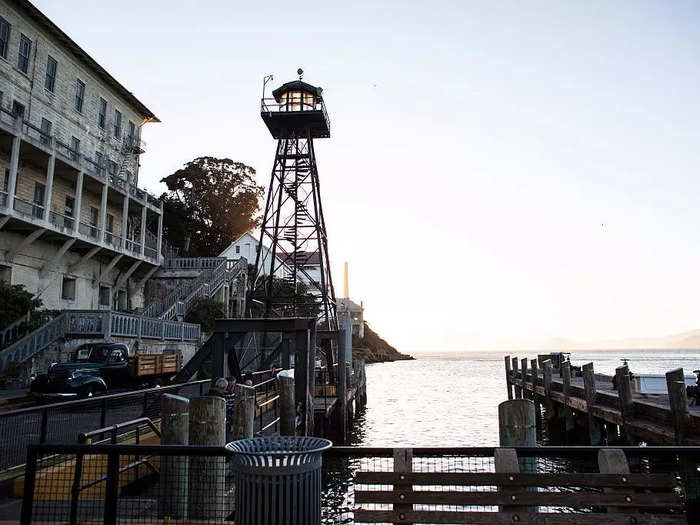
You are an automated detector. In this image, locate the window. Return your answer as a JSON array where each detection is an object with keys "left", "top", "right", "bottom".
[
  {"left": 40, "top": 118, "right": 51, "bottom": 145},
  {"left": 113, "top": 109, "right": 122, "bottom": 138},
  {"left": 89, "top": 206, "right": 98, "bottom": 238},
  {"left": 70, "top": 136, "right": 80, "bottom": 161},
  {"left": 127, "top": 120, "right": 135, "bottom": 144},
  {"left": 33, "top": 182, "right": 45, "bottom": 219},
  {"left": 108, "top": 160, "right": 117, "bottom": 176},
  {"left": 64, "top": 196, "right": 74, "bottom": 229},
  {"left": 44, "top": 56, "right": 57, "bottom": 92},
  {"left": 95, "top": 152, "right": 103, "bottom": 171},
  {"left": 75, "top": 79, "right": 85, "bottom": 112},
  {"left": 0, "top": 17, "right": 9, "bottom": 59},
  {"left": 117, "top": 289, "right": 127, "bottom": 311},
  {"left": 99, "top": 285, "right": 110, "bottom": 307},
  {"left": 235, "top": 245, "right": 240, "bottom": 254},
  {"left": 61, "top": 276, "right": 76, "bottom": 301},
  {"left": 105, "top": 213, "right": 114, "bottom": 243},
  {"left": 12, "top": 100, "right": 25, "bottom": 118},
  {"left": 3, "top": 168, "right": 8, "bottom": 192},
  {"left": 17, "top": 34, "right": 31, "bottom": 74},
  {"left": 0, "top": 264, "right": 11, "bottom": 284},
  {"left": 98, "top": 98, "right": 106, "bottom": 129}
]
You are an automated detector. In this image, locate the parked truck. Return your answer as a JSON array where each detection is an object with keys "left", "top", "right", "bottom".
[{"left": 30, "top": 342, "right": 181, "bottom": 399}]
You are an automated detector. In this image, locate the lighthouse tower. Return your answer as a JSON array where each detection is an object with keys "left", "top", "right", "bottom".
[{"left": 252, "top": 71, "right": 338, "bottom": 335}]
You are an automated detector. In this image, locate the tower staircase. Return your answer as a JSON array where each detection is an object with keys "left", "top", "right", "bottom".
[{"left": 140, "top": 257, "right": 247, "bottom": 321}]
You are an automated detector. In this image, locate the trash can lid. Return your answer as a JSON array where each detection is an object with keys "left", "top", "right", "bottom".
[{"left": 226, "top": 436, "right": 332, "bottom": 456}]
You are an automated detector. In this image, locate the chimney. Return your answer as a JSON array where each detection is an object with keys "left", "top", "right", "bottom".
[{"left": 343, "top": 261, "right": 349, "bottom": 298}]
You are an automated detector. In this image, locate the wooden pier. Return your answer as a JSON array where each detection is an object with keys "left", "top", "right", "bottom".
[{"left": 505, "top": 353, "right": 700, "bottom": 446}]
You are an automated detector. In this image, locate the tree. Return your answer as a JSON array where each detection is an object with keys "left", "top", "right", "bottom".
[
  {"left": 185, "top": 298, "right": 226, "bottom": 333},
  {"left": 0, "top": 282, "right": 42, "bottom": 329},
  {"left": 160, "top": 157, "right": 264, "bottom": 257}
]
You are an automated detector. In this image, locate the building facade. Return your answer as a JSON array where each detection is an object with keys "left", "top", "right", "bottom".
[{"left": 0, "top": 0, "right": 162, "bottom": 311}]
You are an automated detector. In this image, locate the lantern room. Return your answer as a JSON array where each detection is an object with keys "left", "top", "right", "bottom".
[{"left": 261, "top": 78, "right": 331, "bottom": 139}]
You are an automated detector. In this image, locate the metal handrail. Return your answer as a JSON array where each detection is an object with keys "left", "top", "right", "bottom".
[{"left": 78, "top": 416, "right": 161, "bottom": 444}]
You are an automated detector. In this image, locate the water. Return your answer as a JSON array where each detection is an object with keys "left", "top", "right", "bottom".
[{"left": 350, "top": 349, "right": 700, "bottom": 446}]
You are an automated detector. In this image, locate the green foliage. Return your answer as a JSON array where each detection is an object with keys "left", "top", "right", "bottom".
[
  {"left": 185, "top": 298, "right": 226, "bottom": 333},
  {"left": 2, "top": 360, "right": 26, "bottom": 379},
  {"left": 248, "top": 265, "right": 321, "bottom": 318},
  {"left": 0, "top": 282, "right": 42, "bottom": 329},
  {"left": 160, "top": 156, "right": 264, "bottom": 257}
]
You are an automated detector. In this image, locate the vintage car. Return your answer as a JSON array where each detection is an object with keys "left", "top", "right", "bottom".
[{"left": 30, "top": 343, "right": 180, "bottom": 399}]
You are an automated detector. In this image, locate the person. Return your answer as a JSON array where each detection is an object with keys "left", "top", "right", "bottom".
[{"left": 208, "top": 377, "right": 229, "bottom": 398}]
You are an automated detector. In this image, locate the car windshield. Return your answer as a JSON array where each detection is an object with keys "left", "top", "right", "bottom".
[{"left": 75, "top": 346, "right": 108, "bottom": 362}]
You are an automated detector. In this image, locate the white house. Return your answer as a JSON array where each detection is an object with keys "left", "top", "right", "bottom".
[{"left": 220, "top": 231, "right": 290, "bottom": 280}]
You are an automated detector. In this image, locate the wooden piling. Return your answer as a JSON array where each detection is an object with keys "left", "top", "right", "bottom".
[
  {"left": 530, "top": 359, "right": 541, "bottom": 435},
  {"left": 543, "top": 360, "right": 553, "bottom": 396},
  {"left": 504, "top": 355, "right": 513, "bottom": 400},
  {"left": 159, "top": 394, "right": 189, "bottom": 519},
  {"left": 598, "top": 449, "right": 633, "bottom": 515},
  {"left": 232, "top": 384, "right": 256, "bottom": 439},
  {"left": 666, "top": 368, "right": 689, "bottom": 445},
  {"left": 278, "top": 370, "right": 296, "bottom": 436},
  {"left": 498, "top": 399, "right": 536, "bottom": 447},
  {"left": 530, "top": 358, "right": 538, "bottom": 393},
  {"left": 512, "top": 357, "right": 522, "bottom": 399},
  {"left": 521, "top": 358, "right": 529, "bottom": 399},
  {"left": 561, "top": 361, "right": 571, "bottom": 402},
  {"left": 615, "top": 365, "right": 635, "bottom": 444},
  {"left": 494, "top": 448, "right": 527, "bottom": 513},
  {"left": 582, "top": 362, "right": 602, "bottom": 445},
  {"left": 188, "top": 396, "right": 226, "bottom": 520}
]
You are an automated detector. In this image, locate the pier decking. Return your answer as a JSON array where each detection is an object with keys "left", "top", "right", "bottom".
[{"left": 505, "top": 354, "right": 700, "bottom": 445}]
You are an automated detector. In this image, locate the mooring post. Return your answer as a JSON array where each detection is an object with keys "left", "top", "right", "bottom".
[
  {"left": 561, "top": 361, "right": 571, "bottom": 402},
  {"left": 159, "top": 394, "right": 189, "bottom": 519},
  {"left": 530, "top": 359, "right": 538, "bottom": 393},
  {"left": 582, "top": 362, "right": 602, "bottom": 445},
  {"left": 498, "top": 398, "right": 536, "bottom": 475},
  {"left": 529, "top": 358, "right": 541, "bottom": 434},
  {"left": 278, "top": 369, "right": 296, "bottom": 436},
  {"left": 521, "top": 358, "right": 529, "bottom": 399},
  {"left": 504, "top": 355, "right": 513, "bottom": 400},
  {"left": 232, "top": 383, "right": 256, "bottom": 439},
  {"left": 188, "top": 396, "right": 226, "bottom": 520},
  {"left": 666, "top": 368, "right": 689, "bottom": 445},
  {"left": 512, "top": 357, "right": 522, "bottom": 399}
]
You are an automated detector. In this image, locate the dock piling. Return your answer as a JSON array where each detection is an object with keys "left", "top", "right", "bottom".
[
  {"left": 512, "top": 357, "right": 521, "bottom": 399},
  {"left": 232, "top": 384, "right": 256, "bottom": 439},
  {"left": 666, "top": 368, "right": 689, "bottom": 445},
  {"left": 159, "top": 394, "right": 190, "bottom": 519},
  {"left": 504, "top": 355, "right": 513, "bottom": 400},
  {"left": 278, "top": 370, "right": 296, "bottom": 436},
  {"left": 582, "top": 362, "right": 602, "bottom": 445},
  {"left": 521, "top": 358, "right": 529, "bottom": 399}
]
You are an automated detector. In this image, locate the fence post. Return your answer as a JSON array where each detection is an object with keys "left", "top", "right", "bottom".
[
  {"left": 504, "top": 355, "right": 513, "bottom": 400},
  {"left": 103, "top": 451, "right": 119, "bottom": 525},
  {"left": 159, "top": 394, "right": 189, "bottom": 519},
  {"left": 494, "top": 448, "right": 527, "bottom": 513},
  {"left": 19, "top": 447, "right": 38, "bottom": 525},
  {"left": 189, "top": 396, "right": 226, "bottom": 520},
  {"left": 666, "top": 368, "right": 689, "bottom": 445},
  {"left": 598, "top": 449, "right": 632, "bottom": 514},
  {"left": 393, "top": 448, "right": 413, "bottom": 525}
]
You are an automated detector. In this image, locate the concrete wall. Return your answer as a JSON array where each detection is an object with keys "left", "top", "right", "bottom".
[
  {"left": 0, "top": 1, "right": 144, "bottom": 183},
  {"left": 0, "top": 229, "right": 147, "bottom": 311}
]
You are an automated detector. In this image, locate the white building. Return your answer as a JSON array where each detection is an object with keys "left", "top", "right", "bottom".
[
  {"left": 0, "top": 0, "right": 162, "bottom": 311},
  {"left": 337, "top": 298, "right": 364, "bottom": 338}
]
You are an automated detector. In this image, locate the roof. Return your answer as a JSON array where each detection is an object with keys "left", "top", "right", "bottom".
[
  {"left": 272, "top": 80, "right": 323, "bottom": 103},
  {"left": 12, "top": 0, "right": 159, "bottom": 122}
]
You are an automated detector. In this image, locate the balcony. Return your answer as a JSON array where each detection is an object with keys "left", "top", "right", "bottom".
[{"left": 0, "top": 106, "right": 159, "bottom": 208}]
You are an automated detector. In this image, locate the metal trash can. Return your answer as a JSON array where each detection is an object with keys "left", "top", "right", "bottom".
[{"left": 227, "top": 436, "right": 332, "bottom": 525}]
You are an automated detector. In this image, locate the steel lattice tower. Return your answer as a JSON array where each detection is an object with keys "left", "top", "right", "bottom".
[{"left": 251, "top": 74, "right": 337, "bottom": 334}]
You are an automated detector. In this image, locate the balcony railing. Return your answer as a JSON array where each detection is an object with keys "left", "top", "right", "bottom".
[
  {"left": 78, "top": 221, "right": 100, "bottom": 240},
  {"left": 13, "top": 196, "right": 44, "bottom": 219},
  {"left": 48, "top": 210, "right": 75, "bottom": 232},
  {"left": 104, "top": 229, "right": 122, "bottom": 249},
  {"left": 22, "top": 121, "right": 52, "bottom": 148}
]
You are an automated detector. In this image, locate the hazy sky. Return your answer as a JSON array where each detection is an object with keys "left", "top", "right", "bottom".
[{"left": 36, "top": 1, "right": 700, "bottom": 351}]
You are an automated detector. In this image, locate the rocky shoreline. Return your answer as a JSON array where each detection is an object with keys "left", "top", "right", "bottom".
[{"left": 352, "top": 321, "right": 414, "bottom": 364}]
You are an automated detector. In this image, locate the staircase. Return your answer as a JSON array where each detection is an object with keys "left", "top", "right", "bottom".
[{"left": 141, "top": 257, "right": 247, "bottom": 321}]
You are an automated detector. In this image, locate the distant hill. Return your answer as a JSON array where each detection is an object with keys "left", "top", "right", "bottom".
[{"left": 540, "top": 329, "right": 700, "bottom": 351}]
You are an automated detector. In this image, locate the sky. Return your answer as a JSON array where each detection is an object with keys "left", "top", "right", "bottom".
[{"left": 35, "top": 1, "right": 700, "bottom": 352}]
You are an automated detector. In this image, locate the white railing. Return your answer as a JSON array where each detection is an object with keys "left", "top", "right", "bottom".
[
  {"left": 163, "top": 257, "right": 226, "bottom": 270},
  {"left": 0, "top": 310, "right": 201, "bottom": 374}
]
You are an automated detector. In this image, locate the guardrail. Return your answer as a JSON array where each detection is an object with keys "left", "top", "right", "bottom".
[
  {"left": 163, "top": 257, "right": 226, "bottom": 270},
  {"left": 0, "top": 380, "right": 209, "bottom": 473}
]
